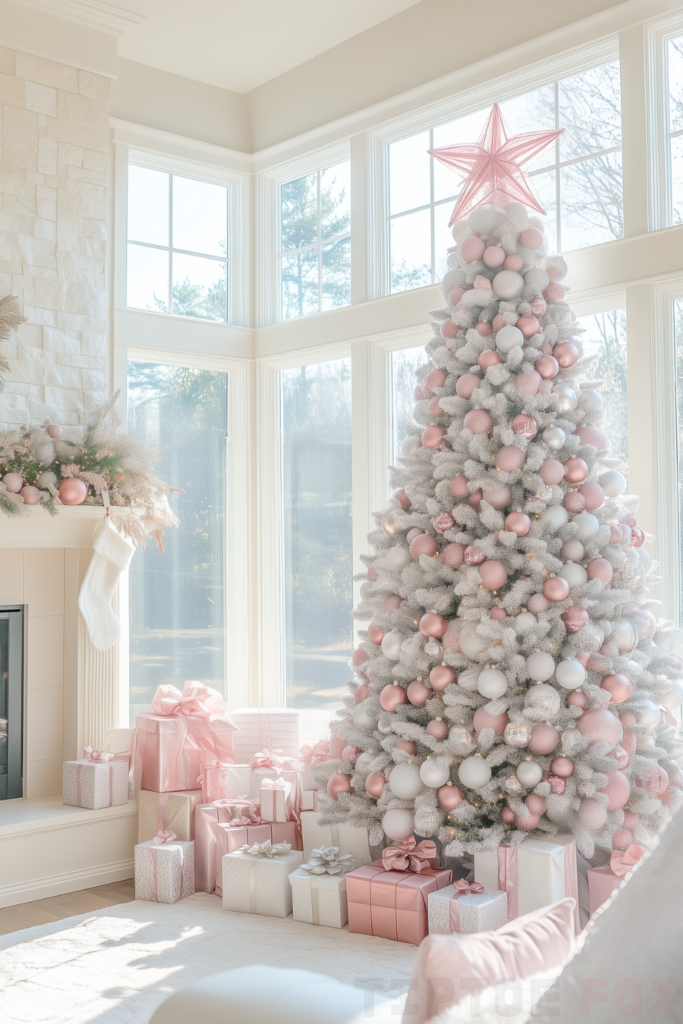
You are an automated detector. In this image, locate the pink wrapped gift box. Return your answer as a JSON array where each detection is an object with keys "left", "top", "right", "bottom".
[{"left": 587, "top": 845, "right": 646, "bottom": 915}]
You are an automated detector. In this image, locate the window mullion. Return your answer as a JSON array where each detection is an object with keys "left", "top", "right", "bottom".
[
  {"left": 168, "top": 174, "right": 174, "bottom": 316},
  {"left": 318, "top": 170, "right": 322, "bottom": 314}
]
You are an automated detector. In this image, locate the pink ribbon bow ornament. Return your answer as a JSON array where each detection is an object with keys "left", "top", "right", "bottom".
[{"left": 381, "top": 836, "right": 439, "bottom": 874}]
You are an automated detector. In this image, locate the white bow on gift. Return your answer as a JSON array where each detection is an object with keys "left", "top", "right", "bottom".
[
  {"left": 238, "top": 839, "right": 292, "bottom": 858},
  {"left": 300, "top": 846, "right": 356, "bottom": 875}
]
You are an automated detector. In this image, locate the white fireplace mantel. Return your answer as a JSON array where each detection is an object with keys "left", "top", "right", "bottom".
[{"left": 0, "top": 506, "right": 130, "bottom": 547}]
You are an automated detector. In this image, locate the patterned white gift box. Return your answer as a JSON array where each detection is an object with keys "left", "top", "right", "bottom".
[
  {"left": 230, "top": 708, "right": 300, "bottom": 762},
  {"left": 222, "top": 848, "right": 303, "bottom": 917},
  {"left": 301, "top": 810, "right": 372, "bottom": 866},
  {"left": 428, "top": 884, "right": 508, "bottom": 935},
  {"left": 62, "top": 758, "right": 129, "bottom": 809},
  {"left": 135, "top": 839, "right": 195, "bottom": 904},
  {"left": 289, "top": 867, "right": 348, "bottom": 928}
]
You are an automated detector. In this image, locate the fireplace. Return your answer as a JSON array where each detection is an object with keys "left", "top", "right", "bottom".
[{"left": 0, "top": 606, "right": 24, "bottom": 800}]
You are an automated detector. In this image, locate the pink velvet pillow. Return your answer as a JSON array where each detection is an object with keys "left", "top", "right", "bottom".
[{"left": 402, "top": 897, "right": 576, "bottom": 1024}]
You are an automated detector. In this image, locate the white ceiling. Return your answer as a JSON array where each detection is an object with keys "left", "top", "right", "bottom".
[{"left": 116, "top": 0, "right": 423, "bottom": 94}]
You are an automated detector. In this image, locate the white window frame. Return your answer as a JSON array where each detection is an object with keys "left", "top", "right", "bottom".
[{"left": 647, "top": 14, "right": 683, "bottom": 231}]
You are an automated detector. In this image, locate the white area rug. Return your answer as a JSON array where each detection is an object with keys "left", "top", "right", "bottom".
[{"left": 0, "top": 892, "right": 415, "bottom": 1024}]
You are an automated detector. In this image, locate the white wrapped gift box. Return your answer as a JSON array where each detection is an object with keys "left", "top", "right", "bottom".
[
  {"left": 251, "top": 766, "right": 297, "bottom": 801},
  {"left": 63, "top": 758, "right": 129, "bottom": 809},
  {"left": 230, "top": 708, "right": 300, "bottom": 762},
  {"left": 301, "top": 811, "right": 372, "bottom": 866},
  {"left": 135, "top": 839, "right": 194, "bottom": 904},
  {"left": 222, "top": 848, "right": 303, "bottom": 917},
  {"left": 301, "top": 790, "right": 317, "bottom": 811},
  {"left": 260, "top": 780, "right": 292, "bottom": 823},
  {"left": 428, "top": 884, "right": 508, "bottom": 935},
  {"left": 289, "top": 867, "right": 348, "bottom": 928}
]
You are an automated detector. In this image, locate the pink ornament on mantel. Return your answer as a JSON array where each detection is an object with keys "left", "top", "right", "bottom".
[
  {"left": 576, "top": 425, "right": 609, "bottom": 450},
  {"left": 478, "top": 350, "right": 500, "bottom": 370},
  {"left": 420, "top": 612, "right": 448, "bottom": 638},
  {"left": 437, "top": 783, "right": 462, "bottom": 810},
  {"left": 365, "top": 773, "right": 386, "bottom": 799},
  {"left": 505, "top": 511, "right": 531, "bottom": 536},
  {"left": 544, "top": 282, "right": 565, "bottom": 301},
  {"left": 380, "top": 684, "right": 409, "bottom": 712},
  {"left": 479, "top": 560, "right": 507, "bottom": 589},
  {"left": 421, "top": 425, "right": 447, "bottom": 448},
  {"left": 47, "top": 424, "right": 63, "bottom": 438},
  {"left": 20, "top": 485, "right": 40, "bottom": 505},
  {"left": 511, "top": 414, "right": 538, "bottom": 439},
  {"left": 407, "top": 679, "right": 432, "bottom": 707},
  {"left": 535, "top": 354, "right": 559, "bottom": 379},
  {"left": 443, "top": 543, "right": 465, "bottom": 568},
  {"left": 2, "top": 473, "right": 23, "bottom": 493},
  {"left": 495, "top": 445, "right": 525, "bottom": 471},
  {"left": 474, "top": 276, "right": 492, "bottom": 293},
  {"left": 354, "top": 683, "right": 369, "bottom": 704},
  {"left": 434, "top": 512, "right": 455, "bottom": 534},
  {"left": 520, "top": 226, "right": 543, "bottom": 250},
  {"left": 456, "top": 373, "right": 481, "bottom": 399},
  {"left": 463, "top": 409, "right": 492, "bottom": 434},
  {"left": 342, "top": 745, "right": 361, "bottom": 764},
  {"left": 326, "top": 773, "right": 353, "bottom": 800},
  {"left": 623, "top": 809, "right": 640, "bottom": 831},
  {"left": 449, "top": 286, "right": 467, "bottom": 305},
  {"left": 427, "top": 719, "right": 449, "bottom": 741},
  {"left": 59, "top": 478, "right": 87, "bottom": 505},
  {"left": 527, "top": 592, "right": 550, "bottom": 614}
]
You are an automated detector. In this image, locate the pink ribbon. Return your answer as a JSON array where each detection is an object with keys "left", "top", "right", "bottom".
[
  {"left": 151, "top": 681, "right": 227, "bottom": 718},
  {"left": 212, "top": 798, "right": 260, "bottom": 823},
  {"left": 150, "top": 830, "right": 177, "bottom": 902},
  {"left": 260, "top": 777, "right": 293, "bottom": 820},
  {"left": 610, "top": 844, "right": 646, "bottom": 878},
  {"left": 248, "top": 749, "right": 301, "bottom": 772},
  {"left": 497, "top": 845, "right": 518, "bottom": 921},
  {"left": 449, "top": 880, "right": 485, "bottom": 933},
  {"left": 223, "top": 811, "right": 263, "bottom": 827},
  {"left": 152, "top": 830, "right": 177, "bottom": 846},
  {"left": 76, "top": 754, "right": 117, "bottom": 807},
  {"left": 83, "top": 747, "right": 114, "bottom": 762},
  {"left": 382, "top": 837, "right": 439, "bottom": 874},
  {"left": 196, "top": 759, "right": 235, "bottom": 797},
  {"left": 298, "top": 740, "right": 331, "bottom": 770}
]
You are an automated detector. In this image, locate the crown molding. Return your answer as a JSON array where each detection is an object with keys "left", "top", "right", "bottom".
[{"left": 12, "top": 0, "right": 143, "bottom": 35}]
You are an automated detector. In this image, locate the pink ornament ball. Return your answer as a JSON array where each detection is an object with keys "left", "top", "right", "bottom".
[
  {"left": 600, "top": 642, "right": 619, "bottom": 657},
  {"left": 428, "top": 396, "right": 444, "bottom": 417},
  {"left": 384, "top": 595, "right": 402, "bottom": 612},
  {"left": 449, "top": 286, "right": 467, "bottom": 305},
  {"left": 440, "top": 319, "right": 458, "bottom": 339},
  {"left": 479, "top": 560, "right": 507, "bottom": 590},
  {"left": 551, "top": 756, "right": 574, "bottom": 778},
  {"left": 579, "top": 483, "right": 604, "bottom": 511},
  {"left": 492, "top": 313, "right": 507, "bottom": 332},
  {"left": 501, "top": 806, "right": 516, "bottom": 824},
  {"left": 623, "top": 809, "right": 639, "bottom": 830},
  {"left": 434, "top": 512, "right": 455, "bottom": 534},
  {"left": 505, "top": 511, "right": 531, "bottom": 536},
  {"left": 543, "top": 576, "right": 570, "bottom": 602},
  {"left": 578, "top": 798, "right": 607, "bottom": 831},
  {"left": 577, "top": 652, "right": 590, "bottom": 668},
  {"left": 420, "top": 612, "right": 448, "bottom": 638},
  {"left": 549, "top": 776, "right": 566, "bottom": 795},
  {"left": 354, "top": 683, "right": 369, "bottom": 704},
  {"left": 600, "top": 770, "right": 631, "bottom": 810},
  {"left": 576, "top": 425, "right": 609, "bottom": 450},
  {"left": 407, "top": 679, "right": 432, "bottom": 707},
  {"left": 469, "top": 489, "right": 483, "bottom": 508},
  {"left": 395, "top": 489, "right": 411, "bottom": 510},
  {"left": 490, "top": 607, "right": 507, "bottom": 621},
  {"left": 415, "top": 385, "right": 431, "bottom": 401},
  {"left": 20, "top": 485, "right": 40, "bottom": 505},
  {"left": 530, "top": 296, "right": 547, "bottom": 317},
  {"left": 611, "top": 829, "right": 633, "bottom": 851},
  {"left": 528, "top": 723, "right": 559, "bottom": 755},
  {"left": 478, "top": 350, "right": 500, "bottom": 370},
  {"left": 352, "top": 649, "right": 368, "bottom": 667},
  {"left": 520, "top": 226, "right": 543, "bottom": 250},
  {"left": 463, "top": 409, "right": 492, "bottom": 434},
  {"left": 564, "top": 458, "right": 589, "bottom": 483},
  {"left": 511, "top": 414, "right": 538, "bottom": 439},
  {"left": 527, "top": 593, "right": 550, "bottom": 614},
  {"left": 516, "top": 812, "right": 541, "bottom": 831},
  {"left": 621, "top": 732, "right": 637, "bottom": 760},
  {"left": 326, "top": 773, "right": 353, "bottom": 800},
  {"left": 600, "top": 673, "right": 632, "bottom": 704},
  {"left": 464, "top": 544, "right": 486, "bottom": 565},
  {"left": 540, "top": 459, "right": 565, "bottom": 485},
  {"left": 614, "top": 746, "right": 630, "bottom": 769},
  {"left": 429, "top": 664, "right": 456, "bottom": 690},
  {"left": 631, "top": 526, "right": 645, "bottom": 548},
  {"left": 449, "top": 475, "right": 469, "bottom": 498},
  {"left": 330, "top": 729, "right": 346, "bottom": 759},
  {"left": 562, "top": 606, "right": 589, "bottom": 633},
  {"left": 443, "top": 543, "right": 465, "bottom": 567},
  {"left": 365, "top": 773, "right": 386, "bottom": 798},
  {"left": 410, "top": 534, "right": 439, "bottom": 559},
  {"left": 504, "top": 254, "right": 524, "bottom": 271},
  {"left": 396, "top": 740, "right": 417, "bottom": 755},
  {"left": 483, "top": 244, "right": 506, "bottom": 267},
  {"left": 495, "top": 445, "right": 525, "bottom": 471},
  {"left": 482, "top": 485, "right": 511, "bottom": 510},
  {"left": 426, "top": 369, "right": 447, "bottom": 390},
  {"left": 422, "top": 425, "right": 447, "bottom": 448},
  {"left": 567, "top": 691, "right": 588, "bottom": 709},
  {"left": 564, "top": 492, "right": 585, "bottom": 514},
  {"left": 637, "top": 763, "right": 669, "bottom": 796},
  {"left": 456, "top": 373, "right": 481, "bottom": 399},
  {"left": 577, "top": 707, "right": 621, "bottom": 748},
  {"left": 536, "top": 355, "right": 559, "bottom": 379},
  {"left": 544, "top": 282, "right": 565, "bottom": 301},
  {"left": 437, "top": 783, "right": 462, "bottom": 811},
  {"left": 525, "top": 793, "right": 547, "bottom": 816},
  {"left": 380, "top": 684, "right": 409, "bottom": 712},
  {"left": 515, "top": 371, "right": 542, "bottom": 396},
  {"left": 461, "top": 236, "right": 486, "bottom": 262},
  {"left": 553, "top": 342, "right": 579, "bottom": 368},
  {"left": 427, "top": 719, "right": 449, "bottom": 740},
  {"left": 59, "top": 478, "right": 87, "bottom": 505},
  {"left": 368, "top": 567, "right": 378, "bottom": 581},
  {"left": 476, "top": 322, "right": 493, "bottom": 336},
  {"left": 368, "top": 625, "right": 384, "bottom": 645},
  {"left": 342, "top": 745, "right": 361, "bottom": 764},
  {"left": 47, "top": 424, "right": 63, "bottom": 438},
  {"left": 516, "top": 315, "right": 541, "bottom": 339},
  {"left": 587, "top": 558, "right": 613, "bottom": 584},
  {"left": 2, "top": 473, "right": 23, "bottom": 493},
  {"left": 610, "top": 525, "right": 623, "bottom": 544},
  {"left": 473, "top": 706, "right": 508, "bottom": 735}
]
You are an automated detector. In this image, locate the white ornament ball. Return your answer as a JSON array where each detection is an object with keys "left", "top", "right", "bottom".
[
  {"left": 502, "top": 380, "right": 517, "bottom": 398},
  {"left": 551, "top": 383, "right": 578, "bottom": 413},
  {"left": 639, "top": 700, "right": 661, "bottom": 728},
  {"left": 414, "top": 399, "right": 432, "bottom": 424},
  {"left": 600, "top": 471, "right": 626, "bottom": 498},
  {"left": 419, "top": 759, "right": 451, "bottom": 789},
  {"left": 556, "top": 658, "right": 586, "bottom": 689},
  {"left": 385, "top": 546, "right": 412, "bottom": 572},
  {"left": 505, "top": 202, "right": 529, "bottom": 227},
  {"left": 524, "top": 268, "right": 550, "bottom": 291},
  {"left": 353, "top": 700, "right": 378, "bottom": 732},
  {"left": 36, "top": 471, "right": 57, "bottom": 490},
  {"left": 516, "top": 760, "right": 544, "bottom": 788},
  {"left": 579, "top": 798, "right": 608, "bottom": 831},
  {"left": 492, "top": 271, "right": 524, "bottom": 300},
  {"left": 382, "top": 510, "right": 402, "bottom": 536},
  {"left": 516, "top": 246, "right": 536, "bottom": 264},
  {"left": 442, "top": 268, "right": 465, "bottom": 300},
  {"left": 515, "top": 612, "right": 538, "bottom": 634},
  {"left": 542, "top": 426, "right": 566, "bottom": 451},
  {"left": 574, "top": 513, "right": 600, "bottom": 541},
  {"left": 540, "top": 505, "right": 569, "bottom": 530},
  {"left": 496, "top": 324, "right": 524, "bottom": 353},
  {"left": 560, "top": 562, "right": 588, "bottom": 588},
  {"left": 547, "top": 257, "right": 568, "bottom": 281},
  {"left": 355, "top": 752, "right": 375, "bottom": 773},
  {"left": 525, "top": 683, "right": 561, "bottom": 717},
  {"left": 35, "top": 441, "right": 56, "bottom": 465},
  {"left": 579, "top": 389, "right": 603, "bottom": 413},
  {"left": 403, "top": 435, "right": 421, "bottom": 457},
  {"left": 469, "top": 207, "right": 504, "bottom": 234},
  {"left": 382, "top": 808, "right": 415, "bottom": 842},
  {"left": 477, "top": 668, "right": 508, "bottom": 699},
  {"left": 381, "top": 630, "right": 404, "bottom": 660},
  {"left": 659, "top": 681, "right": 683, "bottom": 709},
  {"left": 526, "top": 651, "right": 555, "bottom": 681},
  {"left": 389, "top": 763, "right": 424, "bottom": 800},
  {"left": 459, "top": 756, "right": 492, "bottom": 789}
]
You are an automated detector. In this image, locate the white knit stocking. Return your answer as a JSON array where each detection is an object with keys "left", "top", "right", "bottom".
[{"left": 78, "top": 517, "right": 135, "bottom": 651}]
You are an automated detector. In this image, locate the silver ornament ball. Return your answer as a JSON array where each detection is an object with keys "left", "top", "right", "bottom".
[
  {"left": 542, "top": 426, "right": 566, "bottom": 451},
  {"left": 516, "top": 760, "right": 544, "bottom": 788}
]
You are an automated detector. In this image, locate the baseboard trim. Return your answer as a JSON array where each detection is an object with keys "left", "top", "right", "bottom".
[{"left": 0, "top": 858, "right": 135, "bottom": 909}]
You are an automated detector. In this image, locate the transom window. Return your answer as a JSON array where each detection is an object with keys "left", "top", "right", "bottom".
[
  {"left": 127, "top": 165, "right": 230, "bottom": 323},
  {"left": 387, "top": 60, "right": 622, "bottom": 294}
]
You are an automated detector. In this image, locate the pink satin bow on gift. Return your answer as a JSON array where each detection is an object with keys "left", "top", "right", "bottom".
[
  {"left": 224, "top": 811, "right": 263, "bottom": 827},
  {"left": 83, "top": 747, "right": 114, "bottom": 762},
  {"left": 382, "top": 837, "right": 438, "bottom": 874},
  {"left": 152, "top": 830, "right": 177, "bottom": 846},
  {"left": 151, "top": 681, "right": 231, "bottom": 719},
  {"left": 248, "top": 748, "right": 301, "bottom": 772},
  {"left": 298, "top": 740, "right": 331, "bottom": 770},
  {"left": 610, "top": 844, "right": 646, "bottom": 877},
  {"left": 451, "top": 879, "right": 485, "bottom": 898}
]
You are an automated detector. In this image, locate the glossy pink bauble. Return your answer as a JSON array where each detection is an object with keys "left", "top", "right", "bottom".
[
  {"left": 611, "top": 829, "right": 633, "bottom": 851},
  {"left": 407, "top": 679, "right": 432, "bottom": 707},
  {"left": 384, "top": 595, "right": 402, "bottom": 612},
  {"left": 473, "top": 707, "right": 508, "bottom": 735},
  {"left": 427, "top": 719, "right": 449, "bottom": 740},
  {"left": 434, "top": 512, "right": 455, "bottom": 534},
  {"left": 505, "top": 254, "right": 525, "bottom": 271},
  {"left": 428, "top": 396, "right": 443, "bottom": 417},
  {"left": 426, "top": 369, "right": 447, "bottom": 390},
  {"left": 20, "top": 485, "right": 40, "bottom": 505},
  {"left": 501, "top": 806, "right": 516, "bottom": 824},
  {"left": 483, "top": 244, "right": 506, "bottom": 267},
  {"left": 463, "top": 409, "right": 492, "bottom": 434},
  {"left": 490, "top": 607, "right": 507, "bottom": 620},
  {"left": 553, "top": 342, "right": 579, "bottom": 368},
  {"left": 551, "top": 756, "right": 574, "bottom": 778},
  {"left": 456, "top": 373, "right": 480, "bottom": 399},
  {"left": 395, "top": 489, "right": 411, "bottom": 510},
  {"left": 621, "top": 733, "right": 637, "bottom": 760},
  {"left": 461, "top": 236, "right": 486, "bottom": 261},
  {"left": 530, "top": 296, "right": 547, "bottom": 317},
  {"left": 600, "top": 770, "right": 630, "bottom": 811},
  {"left": 505, "top": 511, "right": 531, "bottom": 536},
  {"left": 576, "top": 425, "right": 609, "bottom": 451},
  {"left": 396, "top": 740, "right": 417, "bottom": 755},
  {"left": 422, "top": 425, "right": 447, "bottom": 449},
  {"left": 354, "top": 683, "right": 369, "bottom": 704},
  {"left": 520, "top": 226, "right": 543, "bottom": 249},
  {"left": 587, "top": 558, "right": 613, "bottom": 584},
  {"left": 59, "top": 478, "right": 87, "bottom": 505},
  {"left": 368, "top": 625, "right": 384, "bottom": 645},
  {"left": 511, "top": 414, "right": 538, "bottom": 439},
  {"left": 577, "top": 652, "right": 590, "bottom": 669},
  {"left": 410, "top": 534, "right": 439, "bottom": 559},
  {"left": 527, "top": 593, "right": 550, "bottom": 614},
  {"left": 544, "top": 283, "right": 565, "bottom": 301},
  {"left": 47, "top": 424, "right": 63, "bottom": 438},
  {"left": 449, "top": 475, "right": 469, "bottom": 498},
  {"left": 516, "top": 315, "right": 540, "bottom": 339},
  {"left": 352, "top": 649, "right": 368, "bottom": 667},
  {"left": 482, "top": 485, "right": 511, "bottom": 510},
  {"left": 614, "top": 746, "right": 630, "bottom": 769},
  {"left": 600, "top": 673, "right": 632, "bottom": 704},
  {"left": 380, "top": 684, "right": 409, "bottom": 712},
  {"left": 562, "top": 606, "right": 589, "bottom": 633},
  {"left": 326, "top": 773, "right": 353, "bottom": 800},
  {"left": 579, "top": 483, "right": 604, "bottom": 510},
  {"left": 543, "top": 576, "right": 570, "bottom": 602},
  {"left": 443, "top": 543, "right": 465, "bottom": 567},
  {"left": 437, "top": 784, "right": 462, "bottom": 811},
  {"left": 516, "top": 812, "right": 541, "bottom": 831},
  {"left": 528, "top": 723, "right": 559, "bottom": 755},
  {"left": 495, "top": 446, "right": 525, "bottom": 472},
  {"left": 429, "top": 664, "right": 456, "bottom": 690},
  {"left": 342, "top": 745, "right": 361, "bottom": 764},
  {"left": 469, "top": 489, "right": 481, "bottom": 510},
  {"left": 492, "top": 313, "right": 507, "bottom": 332},
  {"left": 623, "top": 810, "right": 639, "bottom": 830},
  {"left": 440, "top": 319, "right": 458, "bottom": 339},
  {"left": 2, "top": 473, "right": 23, "bottom": 493},
  {"left": 479, "top": 560, "right": 507, "bottom": 590},
  {"left": 420, "top": 612, "right": 448, "bottom": 638},
  {"left": 478, "top": 350, "right": 500, "bottom": 370},
  {"left": 536, "top": 355, "right": 559, "bottom": 379},
  {"left": 563, "top": 458, "right": 588, "bottom": 483},
  {"left": 577, "top": 707, "right": 621, "bottom": 748},
  {"left": 464, "top": 545, "right": 486, "bottom": 565},
  {"left": 365, "top": 773, "right": 387, "bottom": 799},
  {"left": 515, "top": 371, "right": 541, "bottom": 396},
  {"left": 539, "top": 459, "right": 565, "bottom": 485},
  {"left": 564, "top": 492, "right": 585, "bottom": 513},
  {"left": 448, "top": 287, "right": 467, "bottom": 305},
  {"left": 631, "top": 526, "right": 645, "bottom": 548},
  {"left": 476, "top": 322, "right": 493, "bottom": 336},
  {"left": 525, "top": 793, "right": 547, "bottom": 816}
]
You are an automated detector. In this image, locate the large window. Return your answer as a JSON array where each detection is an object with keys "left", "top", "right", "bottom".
[
  {"left": 667, "top": 36, "right": 683, "bottom": 225},
  {"left": 279, "top": 162, "right": 351, "bottom": 321},
  {"left": 280, "top": 359, "right": 353, "bottom": 708},
  {"left": 127, "top": 360, "right": 227, "bottom": 722},
  {"left": 575, "top": 309, "right": 628, "bottom": 472},
  {"left": 387, "top": 61, "right": 622, "bottom": 293},
  {"left": 127, "top": 165, "right": 230, "bottom": 323}
]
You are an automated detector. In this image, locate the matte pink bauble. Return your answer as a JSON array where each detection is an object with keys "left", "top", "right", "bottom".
[
  {"left": 535, "top": 355, "right": 559, "bottom": 379},
  {"left": 600, "top": 770, "right": 630, "bottom": 810},
  {"left": 47, "top": 424, "right": 63, "bottom": 438},
  {"left": 587, "top": 558, "right": 613, "bottom": 584},
  {"left": 562, "top": 606, "right": 589, "bottom": 633},
  {"left": 443, "top": 543, "right": 465, "bottom": 567},
  {"left": 428, "top": 396, "right": 444, "bottom": 417},
  {"left": 504, "top": 254, "right": 525, "bottom": 271},
  {"left": 483, "top": 244, "right": 506, "bottom": 267},
  {"left": 463, "top": 409, "right": 492, "bottom": 434},
  {"left": 528, "top": 723, "right": 559, "bottom": 755},
  {"left": 365, "top": 773, "right": 387, "bottom": 799},
  {"left": 479, "top": 560, "right": 507, "bottom": 589},
  {"left": 420, "top": 612, "right": 448, "bottom": 638},
  {"left": 563, "top": 458, "right": 588, "bottom": 483},
  {"left": 478, "top": 350, "right": 500, "bottom": 370},
  {"left": 525, "top": 793, "right": 547, "bottom": 815},
  {"left": 468, "top": 489, "right": 483, "bottom": 508},
  {"left": 530, "top": 296, "right": 547, "bottom": 317},
  {"left": 501, "top": 806, "right": 516, "bottom": 824},
  {"left": 511, "top": 414, "right": 538, "bottom": 439},
  {"left": 456, "top": 373, "right": 481, "bottom": 399},
  {"left": 576, "top": 425, "right": 609, "bottom": 450},
  {"left": 600, "top": 673, "right": 632, "bottom": 704},
  {"left": 464, "top": 545, "right": 486, "bottom": 565},
  {"left": 611, "top": 829, "right": 633, "bottom": 851},
  {"left": 492, "top": 313, "right": 506, "bottom": 332},
  {"left": 380, "top": 684, "right": 409, "bottom": 712},
  {"left": 577, "top": 652, "right": 590, "bottom": 668},
  {"left": 609, "top": 525, "right": 623, "bottom": 544},
  {"left": 614, "top": 746, "right": 630, "bottom": 769},
  {"left": 543, "top": 576, "right": 570, "bottom": 602},
  {"left": 561, "top": 539, "right": 585, "bottom": 561},
  {"left": 368, "top": 567, "right": 378, "bottom": 581},
  {"left": 449, "top": 475, "right": 469, "bottom": 498},
  {"left": 407, "top": 679, "right": 432, "bottom": 707},
  {"left": 476, "top": 322, "right": 493, "bottom": 335},
  {"left": 551, "top": 756, "right": 574, "bottom": 778},
  {"left": 539, "top": 459, "right": 565, "bottom": 485},
  {"left": 440, "top": 319, "right": 458, "bottom": 339},
  {"left": 490, "top": 607, "right": 507, "bottom": 620},
  {"left": 326, "top": 773, "right": 353, "bottom": 800},
  {"left": 395, "top": 489, "right": 411, "bottom": 510},
  {"left": 579, "top": 483, "right": 604, "bottom": 510},
  {"left": 505, "top": 511, "right": 531, "bottom": 536},
  {"left": 59, "top": 478, "right": 87, "bottom": 505},
  {"left": 577, "top": 707, "right": 621, "bottom": 748},
  {"left": 426, "top": 719, "right": 449, "bottom": 740},
  {"left": 544, "top": 282, "right": 565, "bottom": 301},
  {"left": 621, "top": 733, "right": 637, "bottom": 759},
  {"left": 2, "top": 473, "right": 23, "bottom": 493},
  {"left": 342, "top": 745, "right": 361, "bottom": 764},
  {"left": 527, "top": 593, "right": 550, "bottom": 613},
  {"left": 368, "top": 625, "right": 384, "bottom": 645},
  {"left": 516, "top": 316, "right": 540, "bottom": 339},
  {"left": 443, "top": 619, "right": 464, "bottom": 651},
  {"left": 553, "top": 342, "right": 579, "bottom": 368},
  {"left": 623, "top": 810, "right": 639, "bottom": 830},
  {"left": 330, "top": 730, "right": 346, "bottom": 759},
  {"left": 20, "top": 485, "right": 40, "bottom": 504},
  {"left": 600, "top": 643, "right": 619, "bottom": 657},
  {"left": 516, "top": 812, "right": 541, "bottom": 831},
  {"left": 515, "top": 371, "right": 541, "bottom": 396},
  {"left": 396, "top": 740, "right": 417, "bottom": 755},
  {"left": 429, "top": 664, "right": 456, "bottom": 690},
  {"left": 461, "top": 236, "right": 486, "bottom": 261},
  {"left": 354, "top": 683, "right": 369, "bottom": 704},
  {"left": 564, "top": 492, "right": 585, "bottom": 513},
  {"left": 495, "top": 446, "right": 525, "bottom": 472},
  {"left": 482, "top": 485, "right": 511, "bottom": 510},
  {"left": 352, "top": 649, "right": 368, "bottom": 667},
  {"left": 411, "top": 534, "right": 438, "bottom": 559},
  {"left": 426, "top": 369, "right": 447, "bottom": 390},
  {"left": 473, "top": 706, "right": 508, "bottom": 735},
  {"left": 415, "top": 385, "right": 431, "bottom": 401},
  {"left": 384, "top": 595, "right": 402, "bottom": 612},
  {"left": 434, "top": 512, "right": 455, "bottom": 534},
  {"left": 520, "top": 226, "right": 543, "bottom": 249},
  {"left": 422, "top": 425, "right": 447, "bottom": 448},
  {"left": 437, "top": 783, "right": 462, "bottom": 810},
  {"left": 667, "top": 765, "right": 683, "bottom": 788}
]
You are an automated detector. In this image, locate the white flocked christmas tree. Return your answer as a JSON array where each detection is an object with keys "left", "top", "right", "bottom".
[{"left": 314, "top": 105, "right": 683, "bottom": 863}]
